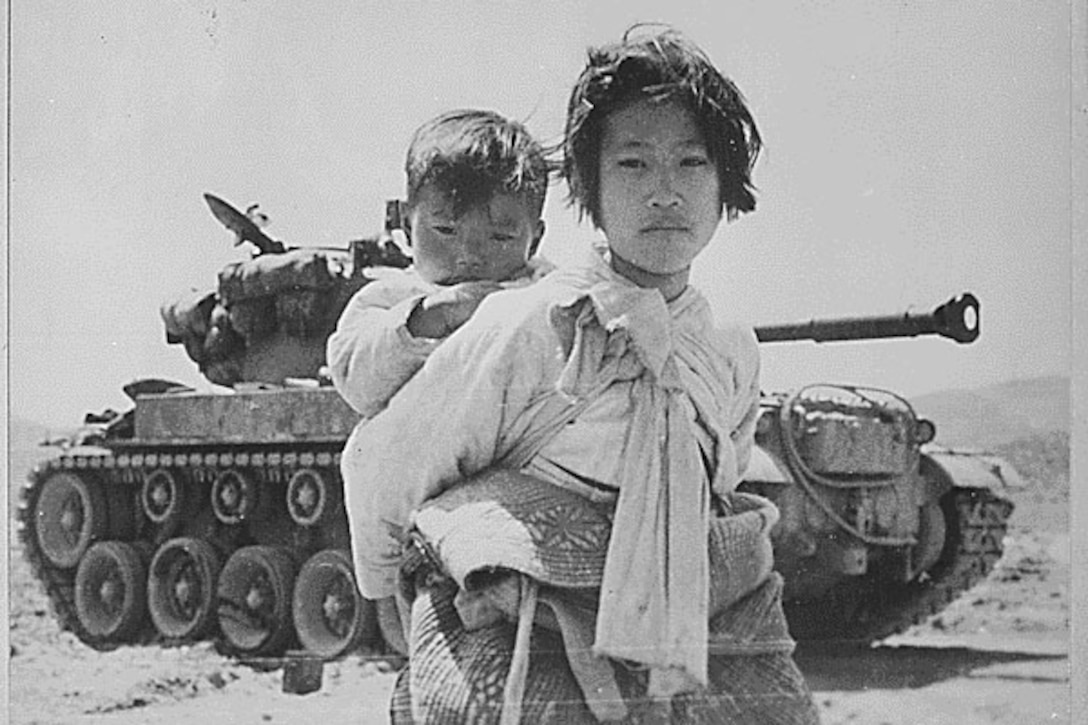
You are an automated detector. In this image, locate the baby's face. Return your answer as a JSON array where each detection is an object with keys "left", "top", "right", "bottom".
[{"left": 406, "top": 185, "right": 543, "bottom": 285}]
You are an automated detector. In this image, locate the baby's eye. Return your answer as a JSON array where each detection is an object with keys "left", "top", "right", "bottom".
[
  {"left": 492, "top": 234, "right": 517, "bottom": 244},
  {"left": 432, "top": 224, "right": 456, "bottom": 235}
]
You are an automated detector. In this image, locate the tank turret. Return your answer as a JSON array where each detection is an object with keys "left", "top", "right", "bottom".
[{"left": 159, "top": 195, "right": 409, "bottom": 389}]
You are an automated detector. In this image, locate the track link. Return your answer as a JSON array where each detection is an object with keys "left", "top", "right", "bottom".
[
  {"left": 20, "top": 448, "right": 1015, "bottom": 652},
  {"left": 17, "top": 464, "right": 85, "bottom": 640},
  {"left": 784, "top": 486, "right": 1014, "bottom": 645}
]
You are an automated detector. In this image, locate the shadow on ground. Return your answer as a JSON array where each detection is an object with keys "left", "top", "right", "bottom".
[{"left": 794, "top": 642, "right": 1067, "bottom": 691}]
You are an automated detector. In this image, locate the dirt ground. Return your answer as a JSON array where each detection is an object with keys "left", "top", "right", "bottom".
[{"left": 6, "top": 483, "right": 1071, "bottom": 724}]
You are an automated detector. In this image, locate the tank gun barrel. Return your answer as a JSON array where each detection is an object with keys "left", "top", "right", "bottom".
[{"left": 754, "top": 293, "right": 980, "bottom": 344}]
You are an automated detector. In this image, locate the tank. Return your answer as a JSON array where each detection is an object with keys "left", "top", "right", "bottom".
[
  {"left": 741, "top": 293, "right": 1021, "bottom": 644},
  {"left": 17, "top": 194, "right": 1020, "bottom": 662},
  {"left": 16, "top": 194, "right": 411, "bottom": 662}
]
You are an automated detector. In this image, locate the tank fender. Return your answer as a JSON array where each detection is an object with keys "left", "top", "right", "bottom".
[{"left": 919, "top": 448, "right": 1025, "bottom": 499}]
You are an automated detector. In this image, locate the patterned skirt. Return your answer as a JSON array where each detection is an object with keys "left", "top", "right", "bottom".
[{"left": 388, "top": 577, "right": 821, "bottom": 724}]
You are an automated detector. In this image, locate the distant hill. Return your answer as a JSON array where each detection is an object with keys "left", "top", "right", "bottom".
[
  {"left": 992, "top": 430, "right": 1069, "bottom": 489},
  {"left": 910, "top": 375, "right": 1069, "bottom": 449}
]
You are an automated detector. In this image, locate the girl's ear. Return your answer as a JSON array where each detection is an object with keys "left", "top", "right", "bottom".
[{"left": 528, "top": 219, "right": 546, "bottom": 257}]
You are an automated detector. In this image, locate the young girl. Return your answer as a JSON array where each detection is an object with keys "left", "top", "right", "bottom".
[{"left": 346, "top": 26, "right": 819, "bottom": 723}]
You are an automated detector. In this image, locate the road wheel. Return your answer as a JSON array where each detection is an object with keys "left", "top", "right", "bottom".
[
  {"left": 142, "top": 469, "right": 187, "bottom": 538},
  {"left": 148, "top": 537, "right": 222, "bottom": 640},
  {"left": 74, "top": 541, "right": 148, "bottom": 644},
  {"left": 292, "top": 549, "right": 376, "bottom": 658},
  {"left": 286, "top": 468, "right": 340, "bottom": 527},
  {"left": 34, "top": 471, "right": 109, "bottom": 569},
  {"left": 211, "top": 469, "right": 259, "bottom": 525},
  {"left": 216, "top": 545, "right": 298, "bottom": 656}
]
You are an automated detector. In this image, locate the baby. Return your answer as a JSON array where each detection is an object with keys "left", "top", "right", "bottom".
[{"left": 327, "top": 108, "right": 551, "bottom": 417}]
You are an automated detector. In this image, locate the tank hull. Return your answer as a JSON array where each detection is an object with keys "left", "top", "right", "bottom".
[
  {"left": 134, "top": 388, "right": 358, "bottom": 445},
  {"left": 19, "top": 383, "right": 1019, "bottom": 656}
]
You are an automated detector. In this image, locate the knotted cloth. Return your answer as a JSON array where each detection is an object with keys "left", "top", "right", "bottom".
[{"left": 543, "top": 260, "right": 742, "bottom": 697}]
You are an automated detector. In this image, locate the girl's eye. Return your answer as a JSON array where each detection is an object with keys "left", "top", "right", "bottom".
[
  {"left": 617, "top": 158, "right": 646, "bottom": 169},
  {"left": 681, "top": 156, "right": 710, "bottom": 168},
  {"left": 432, "top": 225, "right": 456, "bottom": 235},
  {"left": 492, "top": 234, "right": 516, "bottom": 244}
]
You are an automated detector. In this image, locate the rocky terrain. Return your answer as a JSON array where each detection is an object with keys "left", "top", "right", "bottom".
[{"left": 5, "top": 377, "right": 1073, "bottom": 724}]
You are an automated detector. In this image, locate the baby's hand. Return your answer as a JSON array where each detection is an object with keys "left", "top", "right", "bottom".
[{"left": 408, "top": 281, "right": 503, "bottom": 338}]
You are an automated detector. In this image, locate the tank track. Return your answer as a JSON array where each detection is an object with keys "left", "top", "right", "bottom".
[
  {"left": 784, "top": 486, "right": 1014, "bottom": 645},
  {"left": 19, "top": 448, "right": 1015, "bottom": 652},
  {"left": 17, "top": 453, "right": 116, "bottom": 648},
  {"left": 16, "top": 443, "right": 349, "bottom": 654}
]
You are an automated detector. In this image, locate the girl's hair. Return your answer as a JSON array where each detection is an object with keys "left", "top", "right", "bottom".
[
  {"left": 562, "top": 25, "right": 762, "bottom": 226},
  {"left": 405, "top": 109, "right": 549, "bottom": 218}
]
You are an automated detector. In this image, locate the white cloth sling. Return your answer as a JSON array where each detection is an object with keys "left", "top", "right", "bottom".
[{"left": 535, "top": 272, "right": 740, "bottom": 697}]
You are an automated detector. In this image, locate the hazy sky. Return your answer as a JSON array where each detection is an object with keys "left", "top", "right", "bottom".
[{"left": 7, "top": 0, "right": 1075, "bottom": 429}]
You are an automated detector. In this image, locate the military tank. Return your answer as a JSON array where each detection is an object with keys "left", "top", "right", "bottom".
[
  {"left": 742, "top": 294, "right": 1021, "bottom": 644},
  {"left": 17, "top": 194, "right": 1020, "bottom": 663},
  {"left": 17, "top": 194, "right": 411, "bottom": 663}
]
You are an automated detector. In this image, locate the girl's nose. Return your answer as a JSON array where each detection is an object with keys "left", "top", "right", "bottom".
[{"left": 647, "top": 168, "right": 682, "bottom": 209}]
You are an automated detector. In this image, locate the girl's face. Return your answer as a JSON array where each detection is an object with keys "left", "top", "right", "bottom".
[{"left": 597, "top": 99, "right": 722, "bottom": 279}]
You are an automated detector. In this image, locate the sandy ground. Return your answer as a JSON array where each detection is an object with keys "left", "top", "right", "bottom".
[{"left": 6, "top": 484, "right": 1071, "bottom": 725}]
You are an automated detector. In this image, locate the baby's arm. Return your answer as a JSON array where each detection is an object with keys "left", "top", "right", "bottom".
[
  {"left": 326, "top": 283, "right": 440, "bottom": 417},
  {"left": 328, "top": 279, "right": 505, "bottom": 417}
]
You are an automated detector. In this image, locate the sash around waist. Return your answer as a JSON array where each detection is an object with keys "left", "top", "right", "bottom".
[{"left": 408, "top": 469, "right": 780, "bottom": 619}]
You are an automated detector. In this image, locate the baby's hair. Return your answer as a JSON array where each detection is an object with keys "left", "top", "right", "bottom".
[
  {"left": 562, "top": 25, "right": 762, "bottom": 226},
  {"left": 405, "top": 109, "right": 549, "bottom": 218}
]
